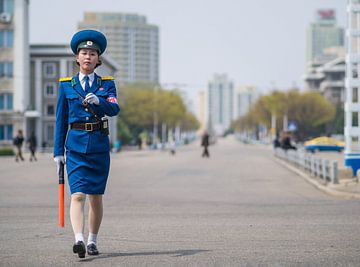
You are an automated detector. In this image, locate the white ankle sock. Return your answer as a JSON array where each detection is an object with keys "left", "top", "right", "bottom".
[
  {"left": 75, "top": 233, "right": 84, "bottom": 243},
  {"left": 87, "top": 233, "right": 97, "bottom": 245}
]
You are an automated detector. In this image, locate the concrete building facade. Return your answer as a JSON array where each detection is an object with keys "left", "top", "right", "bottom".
[
  {"left": 196, "top": 90, "right": 207, "bottom": 133},
  {"left": 0, "top": 0, "right": 29, "bottom": 146},
  {"left": 303, "top": 57, "right": 345, "bottom": 105},
  {"left": 207, "top": 74, "right": 234, "bottom": 136},
  {"left": 234, "top": 85, "right": 259, "bottom": 119},
  {"left": 78, "top": 12, "right": 159, "bottom": 84},
  {"left": 306, "top": 9, "right": 344, "bottom": 64},
  {"left": 344, "top": 0, "right": 360, "bottom": 175}
]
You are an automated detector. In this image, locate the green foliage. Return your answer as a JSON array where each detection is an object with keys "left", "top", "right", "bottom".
[
  {"left": 0, "top": 147, "right": 15, "bottom": 156},
  {"left": 289, "top": 92, "right": 335, "bottom": 139},
  {"left": 117, "top": 117, "right": 133, "bottom": 144},
  {"left": 117, "top": 83, "right": 199, "bottom": 144},
  {"left": 233, "top": 90, "right": 336, "bottom": 140},
  {"left": 180, "top": 112, "right": 200, "bottom": 131}
]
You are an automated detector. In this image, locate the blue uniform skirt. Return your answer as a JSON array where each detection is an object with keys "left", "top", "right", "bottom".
[{"left": 66, "top": 150, "right": 110, "bottom": 195}]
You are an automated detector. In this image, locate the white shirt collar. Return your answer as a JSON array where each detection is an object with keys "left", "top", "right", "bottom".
[{"left": 79, "top": 72, "right": 95, "bottom": 83}]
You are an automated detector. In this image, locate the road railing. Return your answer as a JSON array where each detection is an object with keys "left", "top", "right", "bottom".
[{"left": 274, "top": 148, "right": 339, "bottom": 184}]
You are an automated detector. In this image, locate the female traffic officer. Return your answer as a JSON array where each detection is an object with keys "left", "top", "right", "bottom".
[{"left": 54, "top": 29, "right": 120, "bottom": 258}]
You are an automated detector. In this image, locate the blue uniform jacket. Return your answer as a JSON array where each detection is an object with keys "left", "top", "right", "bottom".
[{"left": 54, "top": 73, "right": 120, "bottom": 157}]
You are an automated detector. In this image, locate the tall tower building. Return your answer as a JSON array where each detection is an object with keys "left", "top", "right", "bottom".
[
  {"left": 0, "top": 0, "right": 29, "bottom": 146},
  {"left": 78, "top": 12, "right": 159, "bottom": 84},
  {"left": 345, "top": 0, "right": 360, "bottom": 176},
  {"left": 306, "top": 9, "right": 344, "bottom": 63},
  {"left": 234, "top": 86, "right": 259, "bottom": 119},
  {"left": 207, "top": 74, "right": 234, "bottom": 136},
  {"left": 196, "top": 90, "right": 207, "bottom": 133}
]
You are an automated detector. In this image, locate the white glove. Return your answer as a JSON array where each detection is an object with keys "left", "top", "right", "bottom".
[
  {"left": 54, "top": 156, "right": 65, "bottom": 175},
  {"left": 85, "top": 93, "right": 100, "bottom": 105}
]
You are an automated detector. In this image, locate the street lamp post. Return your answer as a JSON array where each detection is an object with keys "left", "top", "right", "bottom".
[{"left": 153, "top": 85, "right": 159, "bottom": 147}]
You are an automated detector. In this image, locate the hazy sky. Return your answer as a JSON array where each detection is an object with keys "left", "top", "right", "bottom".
[{"left": 30, "top": 0, "right": 346, "bottom": 97}]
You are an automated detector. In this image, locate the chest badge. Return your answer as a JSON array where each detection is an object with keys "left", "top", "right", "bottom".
[{"left": 99, "top": 87, "right": 104, "bottom": 91}]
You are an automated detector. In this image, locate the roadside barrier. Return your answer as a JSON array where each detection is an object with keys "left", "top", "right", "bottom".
[{"left": 274, "top": 148, "right": 338, "bottom": 184}]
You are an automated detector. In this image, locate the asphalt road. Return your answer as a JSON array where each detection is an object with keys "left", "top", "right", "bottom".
[{"left": 1, "top": 137, "right": 360, "bottom": 266}]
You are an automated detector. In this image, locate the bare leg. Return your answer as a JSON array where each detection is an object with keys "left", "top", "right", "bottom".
[
  {"left": 88, "top": 195, "right": 103, "bottom": 235},
  {"left": 70, "top": 193, "right": 86, "bottom": 238}
]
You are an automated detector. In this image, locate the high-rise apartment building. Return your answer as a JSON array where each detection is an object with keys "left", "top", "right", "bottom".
[
  {"left": 234, "top": 86, "right": 259, "bottom": 119},
  {"left": 196, "top": 90, "right": 207, "bottom": 133},
  {"left": 0, "top": 0, "right": 29, "bottom": 146},
  {"left": 306, "top": 9, "right": 344, "bottom": 63},
  {"left": 207, "top": 74, "right": 234, "bottom": 136},
  {"left": 78, "top": 12, "right": 159, "bottom": 84}
]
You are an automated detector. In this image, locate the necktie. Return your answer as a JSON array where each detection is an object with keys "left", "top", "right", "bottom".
[{"left": 84, "top": 75, "right": 91, "bottom": 92}]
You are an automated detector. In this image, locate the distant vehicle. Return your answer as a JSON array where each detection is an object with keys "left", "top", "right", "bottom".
[{"left": 304, "top": 136, "right": 345, "bottom": 153}]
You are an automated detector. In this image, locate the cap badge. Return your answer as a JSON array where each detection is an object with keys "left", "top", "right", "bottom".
[{"left": 86, "top": 41, "right": 93, "bottom": 46}]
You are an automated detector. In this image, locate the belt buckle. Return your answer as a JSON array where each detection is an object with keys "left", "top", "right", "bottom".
[{"left": 85, "top": 123, "right": 93, "bottom": 131}]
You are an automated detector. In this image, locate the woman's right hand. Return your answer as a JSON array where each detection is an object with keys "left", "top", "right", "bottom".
[{"left": 54, "top": 156, "right": 65, "bottom": 175}]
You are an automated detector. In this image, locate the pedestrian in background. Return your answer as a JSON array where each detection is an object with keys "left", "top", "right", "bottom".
[
  {"left": 281, "top": 130, "right": 297, "bottom": 150},
  {"left": 201, "top": 130, "right": 210, "bottom": 158},
  {"left": 273, "top": 133, "right": 281, "bottom": 149},
  {"left": 27, "top": 131, "right": 37, "bottom": 162},
  {"left": 137, "top": 135, "right": 142, "bottom": 150},
  {"left": 169, "top": 135, "right": 176, "bottom": 155},
  {"left": 54, "top": 29, "right": 120, "bottom": 258},
  {"left": 13, "top": 130, "right": 24, "bottom": 162}
]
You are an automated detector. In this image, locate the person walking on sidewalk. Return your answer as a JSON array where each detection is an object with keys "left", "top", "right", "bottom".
[
  {"left": 13, "top": 130, "right": 24, "bottom": 162},
  {"left": 27, "top": 131, "right": 37, "bottom": 162},
  {"left": 201, "top": 130, "right": 210, "bottom": 158},
  {"left": 54, "top": 29, "right": 120, "bottom": 258}
]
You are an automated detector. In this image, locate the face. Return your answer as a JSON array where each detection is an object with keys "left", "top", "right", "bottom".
[{"left": 76, "top": 48, "right": 99, "bottom": 74}]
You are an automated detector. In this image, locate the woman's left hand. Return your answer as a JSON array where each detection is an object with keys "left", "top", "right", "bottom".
[{"left": 85, "top": 93, "right": 100, "bottom": 105}]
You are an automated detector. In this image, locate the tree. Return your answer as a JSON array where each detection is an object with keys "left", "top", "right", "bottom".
[
  {"left": 288, "top": 92, "right": 335, "bottom": 140},
  {"left": 117, "top": 83, "right": 199, "bottom": 144},
  {"left": 234, "top": 90, "right": 336, "bottom": 141}
]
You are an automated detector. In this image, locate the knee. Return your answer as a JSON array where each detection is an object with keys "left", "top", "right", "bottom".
[
  {"left": 71, "top": 193, "right": 86, "bottom": 203},
  {"left": 88, "top": 195, "right": 102, "bottom": 206}
]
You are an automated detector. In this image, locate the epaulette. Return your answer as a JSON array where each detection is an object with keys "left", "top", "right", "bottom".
[
  {"left": 59, "top": 77, "right": 72, "bottom": 82},
  {"left": 101, "top": 76, "right": 114, "bottom": 81}
]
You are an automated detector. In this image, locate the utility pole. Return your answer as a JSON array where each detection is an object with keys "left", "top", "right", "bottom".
[{"left": 153, "top": 85, "right": 159, "bottom": 147}]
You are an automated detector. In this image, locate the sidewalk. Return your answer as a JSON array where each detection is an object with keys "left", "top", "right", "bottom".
[{"left": 275, "top": 150, "right": 360, "bottom": 199}]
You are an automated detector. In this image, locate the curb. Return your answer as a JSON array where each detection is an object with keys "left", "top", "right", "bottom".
[{"left": 274, "top": 157, "right": 360, "bottom": 200}]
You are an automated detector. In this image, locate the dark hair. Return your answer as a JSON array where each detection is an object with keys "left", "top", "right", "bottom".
[{"left": 95, "top": 59, "right": 102, "bottom": 68}]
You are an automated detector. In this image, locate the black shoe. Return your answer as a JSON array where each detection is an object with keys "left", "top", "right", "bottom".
[
  {"left": 87, "top": 243, "right": 99, "bottom": 256},
  {"left": 73, "top": 241, "right": 86, "bottom": 258}
]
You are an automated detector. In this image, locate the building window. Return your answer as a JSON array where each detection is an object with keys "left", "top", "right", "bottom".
[
  {"left": 43, "top": 63, "right": 56, "bottom": 78},
  {"left": 0, "top": 92, "right": 13, "bottom": 110},
  {"left": 0, "top": 61, "right": 13, "bottom": 77},
  {"left": 0, "top": 0, "right": 14, "bottom": 13},
  {"left": 47, "top": 124, "right": 54, "bottom": 142},
  {"left": 67, "top": 60, "right": 74, "bottom": 76},
  {"left": 47, "top": 104, "right": 55, "bottom": 115},
  {"left": 0, "top": 30, "right": 13, "bottom": 47},
  {"left": 44, "top": 83, "right": 56, "bottom": 97},
  {"left": 0, "top": 124, "right": 13, "bottom": 140}
]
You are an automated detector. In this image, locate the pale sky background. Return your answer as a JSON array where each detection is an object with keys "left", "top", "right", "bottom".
[{"left": 30, "top": 0, "right": 346, "bottom": 105}]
